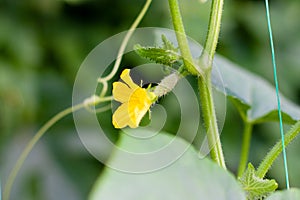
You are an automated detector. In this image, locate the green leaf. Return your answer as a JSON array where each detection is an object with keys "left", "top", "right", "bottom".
[
  {"left": 161, "top": 34, "right": 179, "bottom": 52},
  {"left": 212, "top": 55, "right": 300, "bottom": 123},
  {"left": 238, "top": 163, "right": 278, "bottom": 200},
  {"left": 265, "top": 188, "right": 300, "bottom": 200},
  {"left": 89, "top": 132, "right": 246, "bottom": 200},
  {"left": 134, "top": 35, "right": 181, "bottom": 68},
  {"left": 134, "top": 44, "right": 181, "bottom": 67}
]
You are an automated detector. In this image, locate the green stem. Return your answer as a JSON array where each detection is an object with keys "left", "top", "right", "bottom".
[
  {"left": 168, "top": 0, "right": 225, "bottom": 168},
  {"left": 198, "top": 75, "right": 226, "bottom": 169},
  {"left": 237, "top": 121, "right": 253, "bottom": 177},
  {"left": 3, "top": 103, "right": 85, "bottom": 200},
  {"left": 168, "top": 0, "right": 201, "bottom": 76},
  {"left": 200, "top": 0, "right": 224, "bottom": 70},
  {"left": 98, "top": 0, "right": 152, "bottom": 97},
  {"left": 197, "top": 0, "right": 225, "bottom": 169},
  {"left": 256, "top": 121, "right": 300, "bottom": 178},
  {"left": 3, "top": 94, "right": 114, "bottom": 200}
]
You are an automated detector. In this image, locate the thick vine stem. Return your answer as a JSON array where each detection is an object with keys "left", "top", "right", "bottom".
[
  {"left": 256, "top": 121, "right": 300, "bottom": 178},
  {"left": 198, "top": 0, "right": 226, "bottom": 169},
  {"left": 200, "top": 0, "right": 224, "bottom": 70},
  {"left": 198, "top": 75, "right": 226, "bottom": 169},
  {"left": 167, "top": 0, "right": 226, "bottom": 168},
  {"left": 237, "top": 121, "right": 253, "bottom": 177},
  {"left": 168, "top": 0, "right": 202, "bottom": 76}
]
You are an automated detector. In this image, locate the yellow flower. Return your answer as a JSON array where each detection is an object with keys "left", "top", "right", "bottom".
[{"left": 112, "top": 69, "right": 157, "bottom": 129}]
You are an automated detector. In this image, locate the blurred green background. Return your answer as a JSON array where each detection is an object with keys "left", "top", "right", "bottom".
[{"left": 1, "top": 0, "right": 300, "bottom": 199}]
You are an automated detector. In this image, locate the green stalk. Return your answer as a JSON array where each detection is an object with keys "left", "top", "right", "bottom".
[
  {"left": 3, "top": 96, "right": 112, "bottom": 200},
  {"left": 256, "top": 121, "right": 300, "bottom": 178},
  {"left": 99, "top": 0, "right": 152, "bottom": 97},
  {"left": 198, "top": 75, "right": 226, "bottom": 169},
  {"left": 197, "top": 0, "right": 226, "bottom": 169},
  {"left": 3, "top": 104, "right": 84, "bottom": 200},
  {"left": 237, "top": 121, "right": 253, "bottom": 177},
  {"left": 168, "top": 0, "right": 201, "bottom": 76},
  {"left": 200, "top": 0, "right": 224, "bottom": 69},
  {"left": 168, "top": 0, "right": 225, "bottom": 168}
]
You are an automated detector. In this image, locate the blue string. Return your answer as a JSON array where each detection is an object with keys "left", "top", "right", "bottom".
[{"left": 264, "top": 0, "right": 290, "bottom": 189}]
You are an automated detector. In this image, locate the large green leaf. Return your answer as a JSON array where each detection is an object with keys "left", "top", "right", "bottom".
[
  {"left": 212, "top": 54, "right": 300, "bottom": 123},
  {"left": 265, "top": 188, "right": 300, "bottom": 200},
  {"left": 89, "top": 132, "right": 246, "bottom": 200}
]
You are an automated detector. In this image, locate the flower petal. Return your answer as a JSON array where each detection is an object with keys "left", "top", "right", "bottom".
[
  {"left": 128, "top": 88, "right": 152, "bottom": 126},
  {"left": 112, "top": 82, "right": 132, "bottom": 103},
  {"left": 112, "top": 103, "right": 137, "bottom": 129},
  {"left": 112, "top": 69, "right": 158, "bottom": 129},
  {"left": 120, "top": 69, "right": 139, "bottom": 90}
]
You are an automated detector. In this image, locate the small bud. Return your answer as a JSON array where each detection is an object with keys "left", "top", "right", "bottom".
[{"left": 154, "top": 72, "right": 181, "bottom": 97}]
